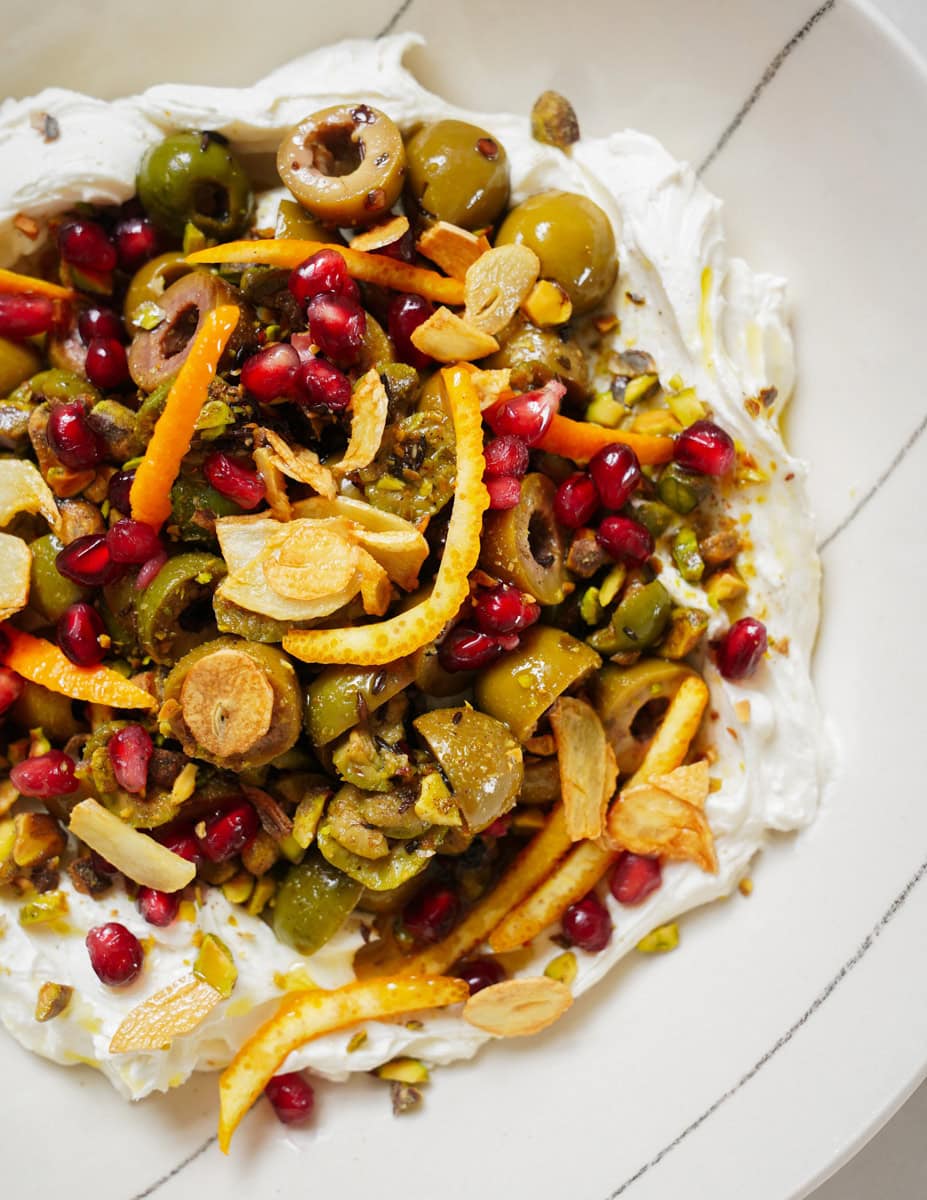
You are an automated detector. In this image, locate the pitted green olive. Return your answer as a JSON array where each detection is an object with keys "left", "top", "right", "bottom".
[
  {"left": 137, "top": 132, "right": 253, "bottom": 238},
  {"left": 486, "top": 316, "right": 588, "bottom": 399},
  {"left": 405, "top": 119, "right": 510, "bottom": 230},
  {"left": 592, "top": 660, "right": 698, "bottom": 775},
  {"left": 272, "top": 853, "right": 362, "bottom": 955},
  {"left": 124, "top": 251, "right": 191, "bottom": 332},
  {"left": 304, "top": 659, "right": 415, "bottom": 748},
  {"left": 29, "top": 534, "right": 88, "bottom": 621},
  {"left": 479, "top": 472, "right": 567, "bottom": 606},
  {"left": 136, "top": 552, "right": 226, "bottom": 665},
  {"left": 316, "top": 823, "right": 437, "bottom": 891}
]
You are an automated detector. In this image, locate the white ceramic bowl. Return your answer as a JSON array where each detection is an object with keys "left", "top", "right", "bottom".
[{"left": 2, "top": 3, "right": 926, "bottom": 1198}]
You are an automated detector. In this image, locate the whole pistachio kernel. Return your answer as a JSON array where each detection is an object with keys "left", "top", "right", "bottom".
[
  {"left": 35, "top": 981, "right": 73, "bottom": 1022},
  {"left": 531, "top": 90, "right": 581, "bottom": 149},
  {"left": 637, "top": 922, "right": 680, "bottom": 954}
]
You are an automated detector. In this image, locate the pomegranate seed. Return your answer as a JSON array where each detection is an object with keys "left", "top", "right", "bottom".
[
  {"left": 108, "top": 468, "right": 135, "bottom": 515},
  {"left": 240, "top": 343, "right": 301, "bottom": 403},
  {"left": 77, "top": 305, "right": 124, "bottom": 344},
  {"left": 716, "top": 616, "right": 768, "bottom": 680},
  {"left": 203, "top": 452, "right": 266, "bottom": 510},
  {"left": 438, "top": 626, "right": 504, "bottom": 672},
  {"left": 109, "top": 724, "right": 153, "bottom": 793},
  {"left": 485, "top": 380, "right": 564, "bottom": 447},
  {"left": 85, "top": 336, "right": 129, "bottom": 389},
  {"left": 589, "top": 443, "right": 642, "bottom": 510},
  {"left": 86, "top": 922, "right": 143, "bottom": 986},
  {"left": 306, "top": 293, "right": 366, "bottom": 365},
  {"left": 610, "top": 852, "right": 662, "bottom": 905},
  {"left": 485, "top": 815, "right": 511, "bottom": 838},
  {"left": 107, "top": 518, "right": 162, "bottom": 564},
  {"left": 403, "top": 885, "right": 460, "bottom": 944},
  {"left": 299, "top": 357, "right": 353, "bottom": 412},
  {"left": 56, "top": 533, "right": 122, "bottom": 587},
  {"left": 289, "top": 249, "right": 358, "bottom": 304},
  {"left": 483, "top": 434, "right": 529, "bottom": 478},
  {"left": 456, "top": 957, "right": 506, "bottom": 995},
  {"left": 596, "top": 515, "right": 654, "bottom": 564},
  {"left": 387, "top": 293, "right": 433, "bottom": 368},
  {"left": 10, "top": 750, "right": 78, "bottom": 798},
  {"left": 57, "top": 601, "right": 106, "bottom": 666},
  {"left": 113, "top": 215, "right": 159, "bottom": 271},
  {"left": 0, "top": 667, "right": 23, "bottom": 716},
  {"left": 198, "top": 801, "right": 260, "bottom": 863},
  {"left": 474, "top": 584, "right": 540, "bottom": 635},
  {"left": 159, "top": 824, "right": 203, "bottom": 866},
  {"left": 135, "top": 550, "right": 168, "bottom": 591},
  {"left": 265, "top": 1072, "right": 315, "bottom": 1126},
  {"left": 0, "top": 293, "right": 56, "bottom": 339},
  {"left": 673, "top": 419, "right": 735, "bottom": 476},
  {"left": 47, "top": 401, "right": 105, "bottom": 470},
  {"left": 554, "top": 473, "right": 599, "bottom": 529},
  {"left": 58, "top": 219, "right": 117, "bottom": 273},
  {"left": 374, "top": 229, "right": 415, "bottom": 262},
  {"left": 137, "top": 886, "right": 180, "bottom": 927},
  {"left": 562, "top": 893, "right": 612, "bottom": 952},
  {"left": 289, "top": 331, "right": 317, "bottom": 365},
  {"left": 485, "top": 475, "right": 522, "bottom": 510}
]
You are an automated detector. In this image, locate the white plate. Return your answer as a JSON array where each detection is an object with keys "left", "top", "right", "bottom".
[{"left": 3, "top": 2, "right": 926, "bottom": 1197}]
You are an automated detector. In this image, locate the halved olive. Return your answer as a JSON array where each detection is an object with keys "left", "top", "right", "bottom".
[
  {"left": 317, "top": 823, "right": 437, "bottom": 891},
  {"left": 133, "top": 552, "right": 226, "bottom": 664},
  {"left": 405, "top": 119, "right": 510, "bottom": 231},
  {"left": 587, "top": 580, "right": 673, "bottom": 656},
  {"left": 304, "top": 659, "right": 415, "bottom": 748},
  {"left": 592, "top": 660, "right": 698, "bottom": 775},
  {"left": 272, "top": 853, "right": 362, "bottom": 955},
  {"left": 278, "top": 105, "right": 406, "bottom": 228},
  {"left": 486, "top": 315, "right": 588, "bottom": 400},
  {"left": 124, "top": 251, "right": 191, "bottom": 332},
  {"left": 480, "top": 472, "right": 567, "bottom": 606},
  {"left": 137, "top": 132, "right": 253, "bottom": 239},
  {"left": 29, "top": 534, "right": 88, "bottom": 621}
]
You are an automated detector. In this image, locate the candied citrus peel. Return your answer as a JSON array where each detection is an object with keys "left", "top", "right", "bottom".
[
  {"left": 0, "top": 626, "right": 155, "bottom": 710},
  {"left": 284, "top": 364, "right": 488, "bottom": 666},
  {"left": 0, "top": 267, "right": 75, "bottom": 301},
  {"left": 130, "top": 304, "right": 240, "bottom": 530},
  {"left": 218, "top": 974, "right": 468, "bottom": 1151},
  {"left": 535, "top": 412, "right": 674, "bottom": 466},
  {"left": 187, "top": 239, "right": 465, "bottom": 307}
]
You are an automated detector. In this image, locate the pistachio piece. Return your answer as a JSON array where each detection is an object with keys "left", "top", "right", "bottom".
[
  {"left": 464, "top": 244, "right": 540, "bottom": 335},
  {"left": 194, "top": 933, "right": 238, "bottom": 998},
  {"left": 390, "top": 1081, "right": 423, "bottom": 1115},
  {"left": 544, "top": 950, "right": 578, "bottom": 986},
  {"left": 19, "top": 891, "right": 69, "bottom": 926},
  {"left": 531, "top": 91, "right": 581, "bottom": 148},
  {"left": 179, "top": 648, "right": 274, "bottom": 760},
  {"left": 376, "top": 1057, "right": 430, "bottom": 1085},
  {"left": 12, "top": 812, "right": 66, "bottom": 869},
  {"left": 637, "top": 922, "right": 680, "bottom": 954},
  {"left": 522, "top": 279, "right": 573, "bottom": 327},
  {"left": 35, "top": 981, "right": 73, "bottom": 1022}
]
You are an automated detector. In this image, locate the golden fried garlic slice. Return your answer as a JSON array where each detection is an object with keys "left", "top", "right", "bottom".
[{"left": 0, "top": 533, "right": 32, "bottom": 621}]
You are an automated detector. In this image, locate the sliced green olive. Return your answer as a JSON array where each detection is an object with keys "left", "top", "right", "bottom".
[
  {"left": 169, "top": 476, "right": 242, "bottom": 547},
  {"left": 316, "top": 824, "right": 437, "bottom": 891},
  {"left": 137, "top": 132, "right": 253, "bottom": 239},
  {"left": 10, "top": 681, "right": 81, "bottom": 743},
  {"left": 587, "top": 580, "right": 673, "bottom": 656},
  {"left": 28, "top": 368, "right": 100, "bottom": 407},
  {"left": 213, "top": 593, "right": 290, "bottom": 643},
  {"left": 29, "top": 534, "right": 88, "bottom": 621},
  {"left": 272, "top": 853, "right": 362, "bottom": 955},
  {"left": 591, "top": 659, "right": 698, "bottom": 775},
  {"left": 405, "top": 119, "right": 510, "bottom": 231},
  {"left": 480, "top": 472, "right": 567, "bottom": 606},
  {"left": 0, "top": 336, "right": 41, "bottom": 395},
  {"left": 304, "top": 659, "right": 415, "bottom": 748},
  {"left": 473, "top": 625, "right": 601, "bottom": 742},
  {"left": 274, "top": 198, "right": 344, "bottom": 241},
  {"left": 136, "top": 552, "right": 226, "bottom": 664},
  {"left": 123, "top": 251, "right": 191, "bottom": 332}
]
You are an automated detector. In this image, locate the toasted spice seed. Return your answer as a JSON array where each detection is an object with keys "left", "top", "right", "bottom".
[{"left": 476, "top": 137, "right": 499, "bottom": 160}]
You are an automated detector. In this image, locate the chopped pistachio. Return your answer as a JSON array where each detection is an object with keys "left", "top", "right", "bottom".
[
  {"left": 739, "top": 876, "right": 754, "bottom": 896},
  {"left": 659, "top": 608, "right": 709, "bottom": 659},
  {"left": 0, "top": 779, "right": 17, "bottom": 818},
  {"left": 671, "top": 528, "right": 705, "bottom": 583},
  {"left": 193, "top": 933, "right": 237, "bottom": 998},
  {"left": 194, "top": 398, "right": 234, "bottom": 440},
  {"left": 631, "top": 410, "right": 681, "bottom": 437},
  {"left": 13, "top": 812, "right": 66, "bottom": 869},
  {"left": 35, "top": 981, "right": 73, "bottom": 1022},
  {"left": 579, "top": 586, "right": 603, "bottom": 626},
  {"left": 377, "top": 1057, "right": 430, "bottom": 1085},
  {"left": 414, "top": 772, "right": 462, "bottom": 827},
  {"left": 637, "top": 922, "right": 680, "bottom": 954},
  {"left": 347, "top": 1030, "right": 368, "bottom": 1053},
  {"left": 19, "top": 891, "right": 69, "bottom": 926},
  {"left": 598, "top": 563, "right": 627, "bottom": 608},
  {"left": 221, "top": 872, "right": 255, "bottom": 906},
  {"left": 666, "top": 386, "right": 706, "bottom": 427},
  {"left": 0, "top": 816, "right": 16, "bottom": 866},
  {"left": 586, "top": 392, "right": 625, "bottom": 428},
  {"left": 292, "top": 789, "right": 328, "bottom": 850},
  {"left": 624, "top": 373, "right": 660, "bottom": 406},
  {"left": 544, "top": 950, "right": 578, "bottom": 987},
  {"left": 705, "top": 569, "right": 748, "bottom": 607},
  {"left": 182, "top": 221, "right": 208, "bottom": 255},
  {"left": 247, "top": 874, "right": 276, "bottom": 916},
  {"left": 522, "top": 279, "right": 573, "bottom": 327},
  {"left": 390, "top": 1081, "right": 423, "bottom": 1115},
  {"left": 667, "top": 373, "right": 685, "bottom": 391}
]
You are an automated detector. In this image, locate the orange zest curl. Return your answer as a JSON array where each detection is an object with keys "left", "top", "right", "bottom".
[
  {"left": 0, "top": 627, "right": 155, "bottom": 710},
  {"left": 0, "top": 267, "right": 75, "bottom": 301},
  {"left": 535, "top": 413, "right": 674, "bottom": 466}
]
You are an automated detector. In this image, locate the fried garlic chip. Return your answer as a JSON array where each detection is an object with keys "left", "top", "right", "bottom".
[
  {"left": 257, "top": 427, "right": 336, "bottom": 499},
  {"left": 293, "top": 495, "right": 429, "bottom": 591},
  {"left": 551, "top": 697, "right": 616, "bottom": 841},
  {"left": 349, "top": 213, "right": 410, "bottom": 253},
  {"left": 416, "top": 220, "right": 490, "bottom": 280},
  {"left": 464, "top": 244, "right": 540, "bottom": 335},
  {"left": 0, "top": 458, "right": 59, "bottom": 532},
  {"left": 410, "top": 307, "right": 500, "bottom": 362},
  {"left": 605, "top": 779, "right": 717, "bottom": 873},
  {"left": 462, "top": 977, "right": 572, "bottom": 1037},
  {"left": 111, "top": 975, "right": 222, "bottom": 1053},
  {"left": 0, "top": 532, "right": 31, "bottom": 621},
  {"left": 335, "top": 368, "right": 389, "bottom": 475}
]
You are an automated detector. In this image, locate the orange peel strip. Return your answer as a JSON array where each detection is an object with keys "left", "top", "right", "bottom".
[
  {"left": 187, "top": 240, "right": 465, "bottom": 307},
  {"left": 535, "top": 413, "right": 674, "bottom": 466},
  {"left": 130, "top": 304, "right": 240, "bottom": 530},
  {"left": 0, "top": 626, "right": 155, "bottom": 710},
  {"left": 284, "top": 364, "right": 488, "bottom": 665},
  {"left": 0, "top": 267, "right": 75, "bottom": 301},
  {"left": 218, "top": 974, "right": 468, "bottom": 1152}
]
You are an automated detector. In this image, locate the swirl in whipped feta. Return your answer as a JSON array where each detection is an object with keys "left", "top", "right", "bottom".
[{"left": 0, "top": 33, "right": 826, "bottom": 1100}]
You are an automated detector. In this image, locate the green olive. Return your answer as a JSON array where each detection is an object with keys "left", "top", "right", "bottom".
[
  {"left": 168, "top": 476, "right": 242, "bottom": 547},
  {"left": 213, "top": 593, "right": 290, "bottom": 643},
  {"left": 28, "top": 368, "right": 100, "bottom": 407},
  {"left": 124, "top": 251, "right": 191, "bottom": 331},
  {"left": 656, "top": 462, "right": 711, "bottom": 514},
  {"left": 357, "top": 312, "right": 395, "bottom": 373},
  {"left": 592, "top": 659, "right": 697, "bottom": 775},
  {"left": 274, "top": 198, "right": 344, "bottom": 241},
  {"left": 136, "top": 552, "right": 226, "bottom": 664},
  {"left": 413, "top": 707, "right": 523, "bottom": 833},
  {"left": 479, "top": 472, "right": 567, "bottom": 606},
  {"left": 304, "top": 659, "right": 415, "bottom": 748},
  {"left": 316, "top": 823, "right": 436, "bottom": 891},
  {"left": 10, "top": 681, "right": 81, "bottom": 743},
  {"left": 29, "top": 534, "right": 88, "bottom": 621},
  {"left": 356, "top": 873, "right": 426, "bottom": 915},
  {"left": 0, "top": 397, "right": 34, "bottom": 452},
  {"left": 86, "top": 400, "right": 143, "bottom": 463},
  {"left": 272, "top": 853, "right": 362, "bottom": 955},
  {"left": 405, "top": 119, "right": 510, "bottom": 231},
  {"left": 277, "top": 105, "right": 406, "bottom": 228},
  {"left": 137, "top": 132, "right": 253, "bottom": 239},
  {"left": 587, "top": 580, "right": 673, "bottom": 656},
  {"left": 474, "top": 625, "right": 601, "bottom": 742},
  {"left": 496, "top": 191, "right": 617, "bottom": 314},
  {"left": 0, "top": 336, "right": 41, "bottom": 395},
  {"left": 486, "top": 316, "right": 588, "bottom": 400}
]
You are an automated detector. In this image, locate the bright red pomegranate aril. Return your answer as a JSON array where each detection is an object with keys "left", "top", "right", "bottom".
[
  {"left": 609, "top": 852, "right": 662, "bottom": 906},
  {"left": 48, "top": 401, "right": 105, "bottom": 470},
  {"left": 299, "top": 357, "right": 353, "bottom": 412},
  {"left": 198, "top": 801, "right": 260, "bottom": 863},
  {"left": 77, "top": 305, "right": 124, "bottom": 344},
  {"left": 0, "top": 293, "right": 56, "bottom": 339},
  {"left": 240, "top": 343, "right": 301, "bottom": 403},
  {"left": 159, "top": 824, "right": 203, "bottom": 867},
  {"left": 716, "top": 616, "right": 768, "bottom": 680},
  {"left": 137, "top": 886, "right": 180, "bottom": 928},
  {"left": 109, "top": 724, "right": 154, "bottom": 793},
  {"left": 596, "top": 515, "right": 654, "bottom": 564},
  {"left": 589, "top": 442, "right": 642, "bottom": 511},
  {"left": 85, "top": 336, "right": 129, "bottom": 389},
  {"left": 387, "top": 293, "right": 433, "bottom": 368},
  {"left": 554, "top": 473, "right": 599, "bottom": 529},
  {"left": 403, "top": 885, "right": 460, "bottom": 944},
  {"left": 485, "top": 380, "right": 565, "bottom": 447},
  {"left": 107, "top": 518, "right": 162, "bottom": 564},
  {"left": 474, "top": 584, "right": 540, "bottom": 636},
  {"left": 0, "top": 667, "right": 23, "bottom": 716},
  {"left": 483, "top": 434, "right": 529, "bottom": 478},
  {"left": 562, "top": 892, "right": 612, "bottom": 952},
  {"left": 456, "top": 957, "right": 506, "bottom": 995},
  {"left": 265, "top": 1073, "right": 315, "bottom": 1126},
  {"left": 10, "top": 750, "right": 78, "bottom": 799},
  {"left": 673, "top": 419, "right": 735, "bottom": 477},
  {"left": 307, "top": 294, "right": 367, "bottom": 365},
  {"left": 86, "top": 922, "right": 143, "bottom": 986},
  {"left": 56, "top": 533, "right": 122, "bottom": 587},
  {"left": 107, "top": 468, "right": 135, "bottom": 515},
  {"left": 288, "top": 249, "right": 358, "bottom": 304},
  {"left": 113, "top": 215, "right": 160, "bottom": 271},
  {"left": 135, "top": 549, "right": 168, "bottom": 591},
  {"left": 485, "top": 475, "right": 522, "bottom": 510},
  {"left": 438, "top": 625, "right": 504, "bottom": 673},
  {"left": 203, "top": 452, "right": 266, "bottom": 510},
  {"left": 374, "top": 229, "right": 415, "bottom": 262},
  {"left": 57, "top": 601, "right": 106, "bottom": 666},
  {"left": 58, "top": 219, "right": 117, "bottom": 273}
]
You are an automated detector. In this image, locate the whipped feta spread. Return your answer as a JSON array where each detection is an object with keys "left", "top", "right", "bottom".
[{"left": 0, "top": 34, "right": 826, "bottom": 1099}]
